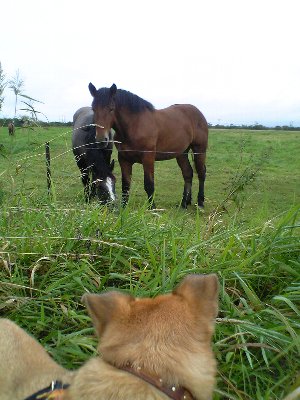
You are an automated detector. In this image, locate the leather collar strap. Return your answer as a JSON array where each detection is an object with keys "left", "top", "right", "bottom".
[
  {"left": 121, "top": 365, "right": 195, "bottom": 400},
  {"left": 24, "top": 380, "right": 69, "bottom": 400}
]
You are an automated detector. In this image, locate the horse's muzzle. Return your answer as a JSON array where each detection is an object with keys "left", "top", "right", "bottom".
[{"left": 96, "top": 138, "right": 109, "bottom": 149}]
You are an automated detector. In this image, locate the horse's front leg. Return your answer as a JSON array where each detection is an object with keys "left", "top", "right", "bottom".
[
  {"left": 119, "top": 155, "right": 133, "bottom": 206},
  {"left": 76, "top": 156, "right": 91, "bottom": 202},
  {"left": 176, "top": 153, "right": 193, "bottom": 208},
  {"left": 142, "top": 153, "right": 156, "bottom": 209},
  {"left": 192, "top": 146, "right": 206, "bottom": 208}
]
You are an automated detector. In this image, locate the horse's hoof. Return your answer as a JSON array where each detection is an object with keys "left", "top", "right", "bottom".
[
  {"left": 195, "top": 203, "right": 205, "bottom": 211},
  {"left": 180, "top": 199, "right": 192, "bottom": 209}
]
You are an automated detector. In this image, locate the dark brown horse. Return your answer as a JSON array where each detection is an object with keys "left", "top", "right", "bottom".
[
  {"left": 89, "top": 83, "right": 208, "bottom": 208},
  {"left": 72, "top": 107, "right": 116, "bottom": 204},
  {"left": 8, "top": 122, "right": 15, "bottom": 135}
]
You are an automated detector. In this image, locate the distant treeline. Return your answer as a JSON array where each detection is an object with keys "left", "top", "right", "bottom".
[
  {"left": 1, "top": 118, "right": 299, "bottom": 131},
  {"left": 0, "top": 118, "right": 73, "bottom": 128},
  {"left": 208, "top": 123, "right": 300, "bottom": 131}
]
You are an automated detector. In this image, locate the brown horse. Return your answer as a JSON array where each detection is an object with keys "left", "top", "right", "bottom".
[
  {"left": 89, "top": 83, "right": 208, "bottom": 208},
  {"left": 8, "top": 122, "right": 15, "bottom": 135}
]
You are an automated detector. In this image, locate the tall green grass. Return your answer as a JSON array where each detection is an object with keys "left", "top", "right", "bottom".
[
  {"left": 0, "top": 199, "right": 299, "bottom": 399},
  {"left": 0, "top": 126, "right": 299, "bottom": 398}
]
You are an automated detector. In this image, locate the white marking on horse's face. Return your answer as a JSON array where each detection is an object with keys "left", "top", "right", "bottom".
[
  {"left": 95, "top": 129, "right": 110, "bottom": 148},
  {"left": 105, "top": 177, "right": 116, "bottom": 201}
]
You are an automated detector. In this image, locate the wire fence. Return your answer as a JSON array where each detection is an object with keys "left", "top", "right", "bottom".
[{"left": 0, "top": 121, "right": 287, "bottom": 220}]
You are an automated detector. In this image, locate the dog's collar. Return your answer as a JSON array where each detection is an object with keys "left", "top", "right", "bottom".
[
  {"left": 24, "top": 380, "right": 69, "bottom": 400},
  {"left": 121, "top": 364, "right": 196, "bottom": 400},
  {"left": 22, "top": 367, "right": 194, "bottom": 400}
]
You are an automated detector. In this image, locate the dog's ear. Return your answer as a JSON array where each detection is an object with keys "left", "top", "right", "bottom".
[
  {"left": 82, "top": 292, "right": 133, "bottom": 337},
  {"left": 173, "top": 274, "right": 219, "bottom": 319}
]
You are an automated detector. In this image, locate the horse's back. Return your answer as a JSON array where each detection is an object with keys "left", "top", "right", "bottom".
[
  {"left": 162, "top": 104, "right": 207, "bottom": 127},
  {"left": 72, "top": 107, "right": 95, "bottom": 153},
  {"left": 155, "top": 104, "right": 208, "bottom": 150},
  {"left": 175, "top": 104, "right": 208, "bottom": 143},
  {"left": 73, "top": 106, "right": 94, "bottom": 130}
]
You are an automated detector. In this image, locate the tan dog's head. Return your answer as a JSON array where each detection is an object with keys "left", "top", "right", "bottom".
[{"left": 82, "top": 274, "right": 219, "bottom": 399}]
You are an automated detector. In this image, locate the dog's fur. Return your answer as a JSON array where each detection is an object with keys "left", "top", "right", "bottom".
[{"left": 0, "top": 274, "right": 219, "bottom": 400}]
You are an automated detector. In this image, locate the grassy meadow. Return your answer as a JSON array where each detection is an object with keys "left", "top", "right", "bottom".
[{"left": 0, "top": 125, "right": 299, "bottom": 399}]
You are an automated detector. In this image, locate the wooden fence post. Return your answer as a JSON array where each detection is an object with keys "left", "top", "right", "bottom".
[{"left": 45, "top": 142, "right": 52, "bottom": 196}]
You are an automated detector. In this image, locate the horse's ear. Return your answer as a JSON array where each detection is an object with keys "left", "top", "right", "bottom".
[
  {"left": 109, "top": 84, "right": 117, "bottom": 110},
  {"left": 89, "top": 82, "right": 97, "bottom": 97},
  {"left": 110, "top": 84, "right": 117, "bottom": 96},
  {"left": 110, "top": 159, "right": 115, "bottom": 171}
]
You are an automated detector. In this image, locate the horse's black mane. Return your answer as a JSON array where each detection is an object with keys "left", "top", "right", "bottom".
[{"left": 92, "top": 87, "right": 155, "bottom": 113}]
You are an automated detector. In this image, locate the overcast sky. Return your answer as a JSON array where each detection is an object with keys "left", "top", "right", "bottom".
[{"left": 1, "top": 0, "right": 299, "bottom": 126}]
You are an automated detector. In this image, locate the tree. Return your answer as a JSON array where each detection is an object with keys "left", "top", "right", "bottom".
[
  {"left": 0, "top": 62, "right": 6, "bottom": 113},
  {"left": 8, "top": 69, "right": 25, "bottom": 117}
]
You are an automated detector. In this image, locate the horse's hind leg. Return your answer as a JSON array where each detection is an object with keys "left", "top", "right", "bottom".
[
  {"left": 176, "top": 153, "right": 193, "bottom": 208},
  {"left": 192, "top": 146, "right": 206, "bottom": 208}
]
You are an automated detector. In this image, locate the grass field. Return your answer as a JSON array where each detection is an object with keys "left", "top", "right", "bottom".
[
  {"left": 0, "top": 126, "right": 299, "bottom": 221},
  {"left": 0, "top": 125, "right": 299, "bottom": 399}
]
